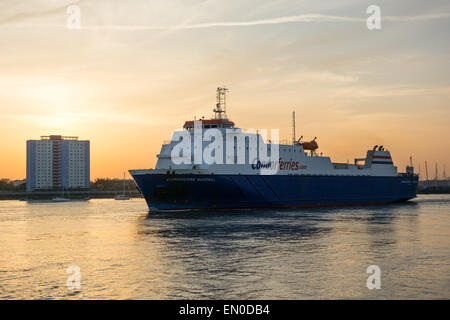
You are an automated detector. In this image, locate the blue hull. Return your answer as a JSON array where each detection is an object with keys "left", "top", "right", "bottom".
[{"left": 131, "top": 173, "right": 418, "bottom": 211}]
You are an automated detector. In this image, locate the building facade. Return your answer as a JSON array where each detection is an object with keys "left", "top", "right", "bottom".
[{"left": 26, "top": 135, "right": 90, "bottom": 192}]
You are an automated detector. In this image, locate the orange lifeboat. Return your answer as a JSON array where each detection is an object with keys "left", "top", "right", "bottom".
[{"left": 301, "top": 139, "right": 318, "bottom": 150}]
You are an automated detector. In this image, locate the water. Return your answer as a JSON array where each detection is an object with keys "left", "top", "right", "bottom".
[{"left": 0, "top": 195, "right": 449, "bottom": 299}]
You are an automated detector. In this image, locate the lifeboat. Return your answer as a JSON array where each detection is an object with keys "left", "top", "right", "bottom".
[{"left": 301, "top": 139, "right": 318, "bottom": 150}]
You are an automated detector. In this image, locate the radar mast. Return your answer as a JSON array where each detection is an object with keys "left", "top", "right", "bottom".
[{"left": 213, "top": 87, "right": 229, "bottom": 119}]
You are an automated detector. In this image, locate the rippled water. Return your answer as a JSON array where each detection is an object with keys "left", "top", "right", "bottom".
[{"left": 0, "top": 195, "right": 449, "bottom": 299}]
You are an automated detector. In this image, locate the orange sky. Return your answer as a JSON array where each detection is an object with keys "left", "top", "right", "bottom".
[{"left": 0, "top": 1, "right": 449, "bottom": 180}]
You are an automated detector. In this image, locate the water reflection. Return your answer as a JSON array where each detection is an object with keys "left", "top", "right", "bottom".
[
  {"left": 136, "top": 209, "right": 336, "bottom": 298},
  {"left": 0, "top": 196, "right": 448, "bottom": 299},
  {"left": 136, "top": 203, "right": 426, "bottom": 299}
]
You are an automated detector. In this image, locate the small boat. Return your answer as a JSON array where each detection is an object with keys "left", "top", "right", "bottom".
[
  {"left": 52, "top": 197, "right": 70, "bottom": 202},
  {"left": 115, "top": 172, "right": 131, "bottom": 200},
  {"left": 52, "top": 186, "right": 70, "bottom": 202},
  {"left": 115, "top": 194, "right": 131, "bottom": 200}
]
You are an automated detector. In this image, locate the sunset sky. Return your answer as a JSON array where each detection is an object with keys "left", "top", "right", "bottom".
[{"left": 0, "top": 0, "right": 449, "bottom": 180}]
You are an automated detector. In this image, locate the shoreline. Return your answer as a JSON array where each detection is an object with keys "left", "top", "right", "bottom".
[
  {"left": 1, "top": 190, "right": 449, "bottom": 201},
  {"left": 0, "top": 190, "right": 142, "bottom": 200}
]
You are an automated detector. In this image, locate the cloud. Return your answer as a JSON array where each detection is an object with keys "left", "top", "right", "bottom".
[
  {"left": 0, "top": 111, "right": 161, "bottom": 127},
  {"left": 283, "top": 71, "right": 359, "bottom": 85},
  {"left": 0, "top": 13, "right": 365, "bottom": 30},
  {"left": 1, "top": 11, "right": 450, "bottom": 30},
  {"left": 175, "top": 14, "right": 365, "bottom": 28},
  {"left": 384, "top": 13, "right": 450, "bottom": 22}
]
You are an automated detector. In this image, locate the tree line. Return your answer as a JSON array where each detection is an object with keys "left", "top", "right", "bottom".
[
  {"left": 0, "top": 178, "right": 137, "bottom": 192},
  {"left": 0, "top": 179, "right": 26, "bottom": 191},
  {"left": 91, "top": 178, "right": 138, "bottom": 191}
]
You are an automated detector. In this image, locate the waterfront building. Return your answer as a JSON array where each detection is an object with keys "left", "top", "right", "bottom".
[{"left": 26, "top": 135, "right": 90, "bottom": 192}]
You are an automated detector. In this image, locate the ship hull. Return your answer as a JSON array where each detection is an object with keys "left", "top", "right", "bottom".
[{"left": 131, "top": 173, "right": 418, "bottom": 211}]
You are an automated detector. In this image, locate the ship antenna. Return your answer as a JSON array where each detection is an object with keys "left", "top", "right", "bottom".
[
  {"left": 214, "top": 87, "right": 229, "bottom": 119},
  {"left": 425, "top": 161, "right": 429, "bottom": 181},
  {"left": 292, "top": 110, "right": 296, "bottom": 145}
]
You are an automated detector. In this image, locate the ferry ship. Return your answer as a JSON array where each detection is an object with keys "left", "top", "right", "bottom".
[{"left": 129, "top": 88, "right": 418, "bottom": 211}]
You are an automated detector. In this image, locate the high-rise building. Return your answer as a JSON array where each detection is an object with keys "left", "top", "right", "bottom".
[{"left": 26, "top": 135, "right": 90, "bottom": 192}]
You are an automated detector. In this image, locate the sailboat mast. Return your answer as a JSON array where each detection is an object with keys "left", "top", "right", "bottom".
[
  {"left": 435, "top": 162, "right": 438, "bottom": 180},
  {"left": 418, "top": 163, "right": 421, "bottom": 180}
]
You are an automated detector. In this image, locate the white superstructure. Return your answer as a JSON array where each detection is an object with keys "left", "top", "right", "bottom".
[{"left": 130, "top": 88, "right": 398, "bottom": 178}]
